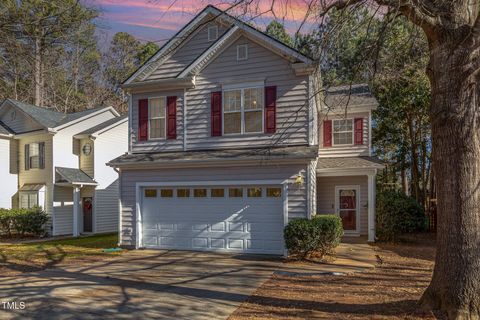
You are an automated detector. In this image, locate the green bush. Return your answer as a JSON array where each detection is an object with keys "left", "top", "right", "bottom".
[
  {"left": 284, "top": 215, "right": 344, "bottom": 259},
  {"left": 0, "top": 207, "right": 48, "bottom": 237},
  {"left": 376, "top": 190, "right": 426, "bottom": 242}
]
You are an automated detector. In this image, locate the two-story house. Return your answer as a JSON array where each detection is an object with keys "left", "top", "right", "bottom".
[
  {"left": 108, "top": 5, "right": 383, "bottom": 255},
  {"left": 0, "top": 99, "right": 128, "bottom": 236}
]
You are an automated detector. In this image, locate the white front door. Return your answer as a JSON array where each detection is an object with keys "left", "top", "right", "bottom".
[
  {"left": 140, "top": 185, "right": 284, "bottom": 255},
  {"left": 335, "top": 185, "right": 360, "bottom": 233}
]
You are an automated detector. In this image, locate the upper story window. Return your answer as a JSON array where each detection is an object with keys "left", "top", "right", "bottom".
[
  {"left": 333, "top": 119, "right": 353, "bottom": 145},
  {"left": 149, "top": 97, "right": 166, "bottom": 139},
  {"left": 25, "top": 142, "right": 45, "bottom": 170},
  {"left": 237, "top": 44, "right": 248, "bottom": 60},
  {"left": 207, "top": 25, "right": 218, "bottom": 41},
  {"left": 223, "top": 87, "right": 263, "bottom": 135}
]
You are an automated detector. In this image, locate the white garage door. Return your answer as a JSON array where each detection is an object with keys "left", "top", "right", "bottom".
[{"left": 140, "top": 185, "right": 284, "bottom": 255}]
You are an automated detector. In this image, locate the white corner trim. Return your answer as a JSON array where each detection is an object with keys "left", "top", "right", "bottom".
[
  {"left": 282, "top": 183, "right": 289, "bottom": 257},
  {"left": 183, "top": 88, "right": 188, "bottom": 151}
]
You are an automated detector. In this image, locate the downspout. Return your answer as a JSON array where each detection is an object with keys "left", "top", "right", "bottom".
[
  {"left": 113, "top": 167, "right": 122, "bottom": 247},
  {"left": 128, "top": 93, "right": 133, "bottom": 154},
  {"left": 183, "top": 88, "right": 188, "bottom": 151}
]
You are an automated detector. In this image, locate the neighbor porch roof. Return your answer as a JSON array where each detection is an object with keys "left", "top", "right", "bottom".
[{"left": 55, "top": 167, "right": 97, "bottom": 186}]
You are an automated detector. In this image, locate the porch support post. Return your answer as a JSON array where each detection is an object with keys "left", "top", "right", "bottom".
[
  {"left": 73, "top": 186, "right": 80, "bottom": 237},
  {"left": 367, "top": 173, "right": 376, "bottom": 242}
]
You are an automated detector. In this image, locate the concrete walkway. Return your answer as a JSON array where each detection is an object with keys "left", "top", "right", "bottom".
[{"left": 0, "top": 243, "right": 376, "bottom": 320}]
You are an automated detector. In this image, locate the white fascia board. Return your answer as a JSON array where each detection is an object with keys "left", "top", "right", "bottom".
[
  {"left": 123, "top": 10, "right": 211, "bottom": 85},
  {"left": 178, "top": 26, "right": 240, "bottom": 78},
  {"left": 53, "top": 107, "right": 119, "bottom": 131},
  {"left": 207, "top": 7, "right": 312, "bottom": 64},
  {"left": 316, "top": 168, "right": 381, "bottom": 176},
  {"left": 322, "top": 103, "right": 379, "bottom": 114},
  {"left": 74, "top": 117, "right": 128, "bottom": 140}
]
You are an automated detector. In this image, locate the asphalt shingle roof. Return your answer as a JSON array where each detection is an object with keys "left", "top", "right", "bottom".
[
  {"left": 108, "top": 145, "right": 319, "bottom": 167},
  {"left": 56, "top": 167, "right": 97, "bottom": 185},
  {"left": 324, "top": 84, "right": 378, "bottom": 109},
  {"left": 317, "top": 157, "right": 384, "bottom": 170},
  {"left": 76, "top": 115, "right": 127, "bottom": 136},
  {"left": 5, "top": 99, "right": 107, "bottom": 131},
  {"left": 0, "top": 120, "right": 13, "bottom": 135}
]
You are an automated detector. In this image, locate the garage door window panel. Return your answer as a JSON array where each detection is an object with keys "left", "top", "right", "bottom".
[
  {"left": 266, "top": 187, "right": 282, "bottom": 197},
  {"left": 177, "top": 188, "right": 190, "bottom": 197},
  {"left": 161, "top": 189, "right": 173, "bottom": 197},
  {"left": 229, "top": 188, "right": 243, "bottom": 197},
  {"left": 194, "top": 189, "right": 207, "bottom": 197},
  {"left": 211, "top": 188, "right": 225, "bottom": 197},
  {"left": 247, "top": 187, "right": 262, "bottom": 197},
  {"left": 144, "top": 189, "right": 157, "bottom": 198}
]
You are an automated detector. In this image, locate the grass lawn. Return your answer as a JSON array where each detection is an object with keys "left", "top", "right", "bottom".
[
  {"left": 229, "top": 233, "right": 437, "bottom": 320},
  {"left": 0, "top": 233, "right": 123, "bottom": 275}
]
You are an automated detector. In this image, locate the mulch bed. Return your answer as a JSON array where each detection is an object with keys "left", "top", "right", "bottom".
[{"left": 230, "top": 233, "right": 438, "bottom": 320}]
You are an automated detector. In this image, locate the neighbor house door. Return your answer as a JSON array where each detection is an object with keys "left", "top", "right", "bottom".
[
  {"left": 335, "top": 186, "right": 360, "bottom": 232},
  {"left": 83, "top": 197, "right": 93, "bottom": 233}
]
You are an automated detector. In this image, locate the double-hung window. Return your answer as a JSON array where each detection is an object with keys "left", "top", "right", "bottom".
[
  {"left": 223, "top": 87, "right": 263, "bottom": 134},
  {"left": 149, "top": 97, "right": 166, "bottom": 139},
  {"left": 20, "top": 192, "right": 38, "bottom": 209},
  {"left": 333, "top": 119, "right": 353, "bottom": 145},
  {"left": 29, "top": 143, "right": 40, "bottom": 169}
]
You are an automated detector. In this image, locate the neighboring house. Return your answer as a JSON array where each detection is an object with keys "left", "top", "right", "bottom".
[
  {"left": 0, "top": 99, "right": 128, "bottom": 236},
  {"left": 108, "top": 5, "right": 383, "bottom": 255}
]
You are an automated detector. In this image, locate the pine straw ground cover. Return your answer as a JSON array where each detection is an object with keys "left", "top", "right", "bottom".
[
  {"left": 0, "top": 233, "right": 123, "bottom": 275},
  {"left": 230, "top": 234, "right": 437, "bottom": 320}
]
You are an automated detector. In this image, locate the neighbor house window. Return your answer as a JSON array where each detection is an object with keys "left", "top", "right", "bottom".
[
  {"left": 20, "top": 192, "right": 38, "bottom": 209},
  {"left": 149, "top": 97, "right": 166, "bottom": 139},
  {"left": 237, "top": 44, "right": 248, "bottom": 60},
  {"left": 207, "top": 25, "right": 218, "bottom": 41},
  {"left": 29, "top": 143, "right": 40, "bottom": 168},
  {"left": 223, "top": 87, "right": 263, "bottom": 134},
  {"left": 333, "top": 119, "right": 353, "bottom": 145}
]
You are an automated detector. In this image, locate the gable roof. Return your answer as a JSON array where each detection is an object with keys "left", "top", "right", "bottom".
[
  {"left": 56, "top": 167, "right": 97, "bottom": 185},
  {"left": 123, "top": 5, "right": 313, "bottom": 86},
  {"left": 75, "top": 115, "right": 127, "bottom": 137},
  {"left": 0, "top": 120, "right": 14, "bottom": 136},
  {"left": 1, "top": 99, "right": 117, "bottom": 133}
]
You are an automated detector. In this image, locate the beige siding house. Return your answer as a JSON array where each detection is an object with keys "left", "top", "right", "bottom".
[
  {"left": 0, "top": 99, "right": 128, "bottom": 236},
  {"left": 108, "top": 5, "right": 383, "bottom": 255}
]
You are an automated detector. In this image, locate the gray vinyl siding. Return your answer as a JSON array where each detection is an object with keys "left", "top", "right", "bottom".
[
  {"left": 316, "top": 176, "right": 368, "bottom": 235},
  {"left": 95, "top": 179, "right": 119, "bottom": 233},
  {"left": 53, "top": 185, "right": 73, "bottom": 235},
  {"left": 131, "top": 90, "right": 184, "bottom": 152},
  {"left": 130, "top": 36, "right": 310, "bottom": 153},
  {"left": 146, "top": 22, "right": 229, "bottom": 81},
  {"left": 186, "top": 36, "right": 309, "bottom": 150},
  {"left": 318, "top": 111, "right": 370, "bottom": 157},
  {"left": 119, "top": 163, "right": 308, "bottom": 247}
]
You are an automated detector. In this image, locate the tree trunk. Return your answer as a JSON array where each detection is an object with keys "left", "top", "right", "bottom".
[
  {"left": 420, "top": 38, "right": 480, "bottom": 319},
  {"left": 34, "top": 37, "right": 42, "bottom": 106}
]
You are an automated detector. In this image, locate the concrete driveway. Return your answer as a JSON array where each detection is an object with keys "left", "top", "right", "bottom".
[{"left": 0, "top": 250, "right": 282, "bottom": 320}]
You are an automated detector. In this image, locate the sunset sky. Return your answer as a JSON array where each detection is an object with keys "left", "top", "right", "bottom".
[{"left": 87, "top": 0, "right": 316, "bottom": 44}]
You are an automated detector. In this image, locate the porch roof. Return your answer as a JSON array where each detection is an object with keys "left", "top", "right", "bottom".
[
  {"left": 316, "top": 157, "right": 384, "bottom": 171},
  {"left": 108, "top": 145, "right": 319, "bottom": 168},
  {"left": 19, "top": 184, "right": 45, "bottom": 191},
  {"left": 55, "top": 167, "right": 97, "bottom": 186}
]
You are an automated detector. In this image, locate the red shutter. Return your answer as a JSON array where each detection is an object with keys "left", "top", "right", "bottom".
[
  {"left": 354, "top": 118, "right": 363, "bottom": 145},
  {"left": 265, "top": 86, "right": 276, "bottom": 133},
  {"left": 167, "top": 96, "right": 177, "bottom": 139},
  {"left": 211, "top": 91, "right": 222, "bottom": 136},
  {"left": 138, "top": 99, "right": 149, "bottom": 141},
  {"left": 323, "top": 120, "right": 332, "bottom": 147}
]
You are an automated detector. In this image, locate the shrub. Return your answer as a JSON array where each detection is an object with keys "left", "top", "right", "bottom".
[
  {"left": 0, "top": 207, "right": 48, "bottom": 237},
  {"left": 284, "top": 215, "right": 344, "bottom": 259},
  {"left": 376, "top": 190, "right": 426, "bottom": 242}
]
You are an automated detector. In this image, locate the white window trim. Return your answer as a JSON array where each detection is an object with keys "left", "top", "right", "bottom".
[
  {"left": 332, "top": 118, "right": 354, "bottom": 146},
  {"left": 207, "top": 25, "right": 218, "bottom": 41},
  {"left": 222, "top": 86, "right": 264, "bottom": 135},
  {"left": 148, "top": 96, "right": 167, "bottom": 140},
  {"left": 237, "top": 44, "right": 248, "bottom": 61}
]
